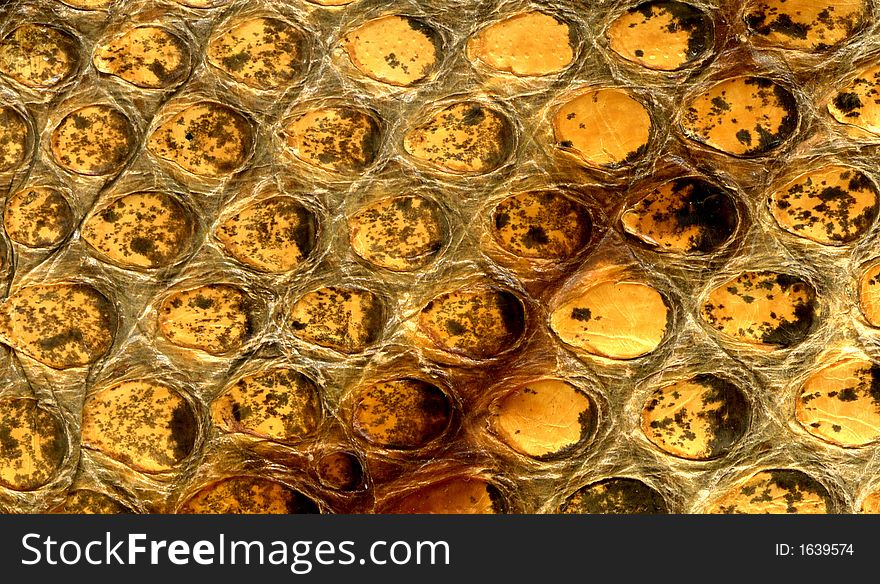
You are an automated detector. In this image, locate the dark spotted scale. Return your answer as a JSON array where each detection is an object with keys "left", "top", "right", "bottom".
[
  {"left": 622, "top": 177, "right": 739, "bottom": 253},
  {"left": 607, "top": 1, "right": 714, "bottom": 71},
  {"left": 404, "top": 102, "right": 514, "bottom": 174},
  {"left": 289, "top": 286, "right": 385, "bottom": 353},
  {"left": 208, "top": 17, "right": 305, "bottom": 91},
  {"left": 212, "top": 368, "right": 322, "bottom": 444},
  {"left": 215, "top": 195, "right": 317, "bottom": 274},
  {"left": 699, "top": 271, "right": 816, "bottom": 349},
  {"left": 4, "top": 187, "right": 74, "bottom": 248},
  {"left": 94, "top": 26, "right": 191, "bottom": 89},
  {"left": 0, "top": 282, "right": 116, "bottom": 369},
  {"left": 708, "top": 469, "right": 833, "bottom": 513},
  {"left": 341, "top": 15, "right": 441, "bottom": 87},
  {"left": 641, "top": 374, "right": 750, "bottom": 460},
  {"left": 560, "top": 478, "right": 668, "bottom": 514},
  {"left": 418, "top": 286, "right": 525, "bottom": 360},
  {"left": 51, "top": 105, "right": 135, "bottom": 176},
  {"left": 0, "top": 24, "right": 80, "bottom": 89},
  {"left": 348, "top": 195, "right": 445, "bottom": 271},
  {"left": 828, "top": 63, "right": 880, "bottom": 135},
  {"left": 769, "top": 165, "right": 878, "bottom": 245},
  {"left": 352, "top": 378, "right": 452, "bottom": 450},
  {"left": 796, "top": 356, "right": 880, "bottom": 447},
  {"left": 284, "top": 106, "right": 382, "bottom": 174},
  {"left": 744, "top": 0, "right": 866, "bottom": 52},
  {"left": 491, "top": 190, "right": 591, "bottom": 260},
  {"left": 82, "top": 191, "right": 194, "bottom": 269},
  {"left": 81, "top": 379, "right": 198, "bottom": 473},
  {"left": 0, "top": 398, "right": 66, "bottom": 491},
  {"left": 681, "top": 76, "right": 798, "bottom": 157},
  {"left": 158, "top": 284, "right": 253, "bottom": 355}
]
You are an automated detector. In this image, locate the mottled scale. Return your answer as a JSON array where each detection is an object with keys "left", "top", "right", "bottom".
[
  {"left": 0, "top": 398, "right": 66, "bottom": 491},
  {"left": 0, "top": 24, "right": 80, "bottom": 89},
  {"left": 158, "top": 284, "right": 253, "bottom": 355},
  {"left": 215, "top": 196, "right": 316, "bottom": 273},
  {"left": 0, "top": 106, "right": 29, "bottom": 172},
  {"left": 348, "top": 195, "right": 445, "bottom": 271},
  {"left": 828, "top": 63, "right": 880, "bottom": 135},
  {"left": 341, "top": 15, "right": 441, "bottom": 87},
  {"left": 858, "top": 259, "right": 880, "bottom": 327},
  {"left": 621, "top": 178, "right": 738, "bottom": 253},
  {"left": 82, "top": 191, "right": 194, "bottom": 269},
  {"left": 699, "top": 271, "right": 816, "bottom": 349},
  {"left": 50, "top": 105, "right": 135, "bottom": 176},
  {"left": 796, "top": 357, "right": 880, "bottom": 447},
  {"left": 607, "top": 1, "right": 713, "bottom": 71},
  {"left": 352, "top": 378, "right": 451, "bottom": 450},
  {"left": 641, "top": 374, "right": 749, "bottom": 460},
  {"left": 707, "top": 469, "right": 832, "bottom": 513},
  {"left": 208, "top": 17, "right": 305, "bottom": 90},
  {"left": 4, "top": 187, "right": 74, "bottom": 248},
  {"left": 148, "top": 102, "right": 254, "bottom": 177},
  {"left": 289, "top": 286, "right": 384, "bottom": 353},
  {"left": 681, "top": 76, "right": 798, "bottom": 157},
  {"left": 744, "top": 0, "right": 866, "bottom": 52},
  {"left": 418, "top": 286, "right": 525, "bottom": 361},
  {"left": 81, "top": 379, "right": 197, "bottom": 473},
  {"left": 316, "top": 452, "right": 363, "bottom": 491},
  {"left": 212, "top": 368, "right": 322, "bottom": 443},
  {"left": 404, "top": 102, "right": 514, "bottom": 174},
  {"left": 284, "top": 106, "right": 381, "bottom": 174},
  {"left": 0, "top": 282, "right": 116, "bottom": 369},
  {"left": 491, "top": 190, "right": 591, "bottom": 260},
  {"left": 94, "top": 26, "right": 190, "bottom": 89},
  {"left": 769, "top": 165, "right": 878, "bottom": 245},
  {"left": 560, "top": 478, "right": 668, "bottom": 514}
]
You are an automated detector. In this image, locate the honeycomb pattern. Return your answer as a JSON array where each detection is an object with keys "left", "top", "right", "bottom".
[{"left": 3, "top": 0, "right": 880, "bottom": 514}]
